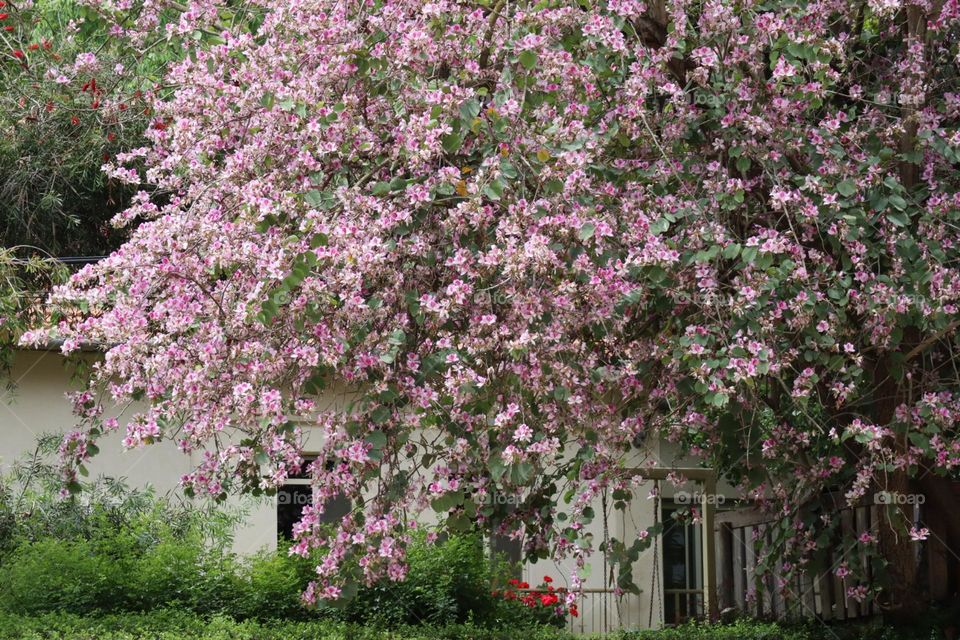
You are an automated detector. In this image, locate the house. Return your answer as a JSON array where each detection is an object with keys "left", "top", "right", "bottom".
[{"left": 0, "top": 346, "right": 733, "bottom": 632}]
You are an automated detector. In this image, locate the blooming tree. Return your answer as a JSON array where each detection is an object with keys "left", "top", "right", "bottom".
[{"left": 29, "top": 0, "right": 960, "bottom": 614}]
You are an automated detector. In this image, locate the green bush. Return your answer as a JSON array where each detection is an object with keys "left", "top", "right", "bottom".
[
  {"left": 0, "top": 466, "right": 549, "bottom": 627},
  {"left": 0, "top": 612, "right": 942, "bottom": 640},
  {"left": 0, "top": 538, "right": 127, "bottom": 614},
  {"left": 343, "top": 533, "right": 510, "bottom": 627},
  {"left": 0, "top": 611, "right": 580, "bottom": 640}
]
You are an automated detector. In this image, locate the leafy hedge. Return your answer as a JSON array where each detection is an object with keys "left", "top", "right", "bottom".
[
  {"left": 0, "top": 470, "right": 547, "bottom": 628},
  {"left": 0, "top": 613, "right": 940, "bottom": 640},
  {"left": 0, "top": 612, "right": 577, "bottom": 640}
]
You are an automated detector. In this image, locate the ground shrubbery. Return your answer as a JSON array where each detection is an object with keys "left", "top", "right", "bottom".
[
  {"left": 0, "top": 458, "right": 549, "bottom": 629},
  {"left": 0, "top": 612, "right": 945, "bottom": 640},
  {"left": 0, "top": 461, "right": 947, "bottom": 639}
]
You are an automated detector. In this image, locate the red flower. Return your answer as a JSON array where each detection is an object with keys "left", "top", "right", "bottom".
[
  {"left": 518, "top": 581, "right": 529, "bottom": 589},
  {"left": 543, "top": 576, "right": 553, "bottom": 583},
  {"left": 11, "top": 49, "right": 22, "bottom": 58},
  {"left": 4, "top": 26, "right": 14, "bottom": 31},
  {"left": 569, "top": 605, "right": 579, "bottom": 618},
  {"left": 0, "top": 13, "right": 8, "bottom": 19},
  {"left": 70, "top": 115, "right": 79, "bottom": 126},
  {"left": 27, "top": 43, "right": 38, "bottom": 50}
]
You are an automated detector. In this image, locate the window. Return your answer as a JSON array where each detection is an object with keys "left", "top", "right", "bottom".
[
  {"left": 662, "top": 504, "right": 704, "bottom": 623},
  {"left": 277, "top": 456, "right": 351, "bottom": 540},
  {"left": 490, "top": 531, "right": 523, "bottom": 578}
]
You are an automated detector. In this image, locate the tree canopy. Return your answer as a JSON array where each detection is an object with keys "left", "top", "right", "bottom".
[{"left": 28, "top": 0, "right": 960, "bottom": 613}]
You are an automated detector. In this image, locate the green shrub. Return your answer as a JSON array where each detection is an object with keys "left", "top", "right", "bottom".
[
  {"left": 0, "top": 612, "right": 942, "bottom": 640},
  {"left": 0, "top": 612, "right": 581, "bottom": 640},
  {"left": 0, "top": 538, "right": 129, "bottom": 614},
  {"left": 343, "top": 533, "right": 503, "bottom": 627},
  {"left": 229, "top": 547, "right": 319, "bottom": 620},
  {"left": 0, "top": 489, "right": 546, "bottom": 627}
]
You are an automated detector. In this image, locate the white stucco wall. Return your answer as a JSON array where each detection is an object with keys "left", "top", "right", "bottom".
[{"left": 0, "top": 348, "right": 277, "bottom": 554}]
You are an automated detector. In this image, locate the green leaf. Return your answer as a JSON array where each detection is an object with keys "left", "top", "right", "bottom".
[
  {"left": 579, "top": 222, "right": 596, "bottom": 241},
  {"left": 304, "top": 190, "right": 326, "bottom": 207},
  {"left": 509, "top": 462, "right": 534, "bottom": 484},
  {"left": 365, "top": 430, "right": 388, "bottom": 450},
  {"left": 836, "top": 180, "right": 857, "bottom": 197},
  {"left": 441, "top": 132, "right": 463, "bottom": 154},
  {"left": 722, "top": 243, "right": 741, "bottom": 259},
  {"left": 459, "top": 98, "right": 481, "bottom": 121},
  {"left": 370, "top": 406, "right": 391, "bottom": 424},
  {"left": 519, "top": 50, "right": 538, "bottom": 70},
  {"left": 886, "top": 211, "right": 909, "bottom": 227},
  {"left": 482, "top": 179, "right": 505, "bottom": 201}
]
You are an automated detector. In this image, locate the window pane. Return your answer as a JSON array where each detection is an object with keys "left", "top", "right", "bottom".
[
  {"left": 277, "top": 485, "right": 351, "bottom": 540},
  {"left": 277, "top": 485, "right": 313, "bottom": 540}
]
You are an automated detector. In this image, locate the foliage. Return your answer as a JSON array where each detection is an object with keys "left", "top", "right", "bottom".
[
  {"left": 344, "top": 533, "right": 508, "bottom": 627},
  {"left": 0, "top": 461, "right": 244, "bottom": 616},
  {"left": 0, "top": 460, "right": 545, "bottom": 627},
  {"left": 0, "top": 0, "right": 169, "bottom": 254},
  {"left": 0, "top": 613, "right": 944, "bottom": 640},
  {"left": 7, "top": 2, "right": 175, "bottom": 248},
  {"left": 30, "top": 0, "right": 960, "bottom": 612},
  {"left": 0, "top": 250, "right": 66, "bottom": 384},
  {"left": 0, "top": 612, "right": 581, "bottom": 640}
]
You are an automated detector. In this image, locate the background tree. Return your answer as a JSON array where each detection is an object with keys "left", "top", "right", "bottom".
[
  {"left": 0, "top": 0, "right": 165, "bottom": 255},
  {"left": 32, "top": 0, "right": 960, "bottom": 617}
]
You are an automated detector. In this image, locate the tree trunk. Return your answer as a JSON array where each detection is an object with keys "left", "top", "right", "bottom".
[
  {"left": 873, "top": 355, "right": 925, "bottom": 619},
  {"left": 872, "top": 5, "right": 933, "bottom": 619}
]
